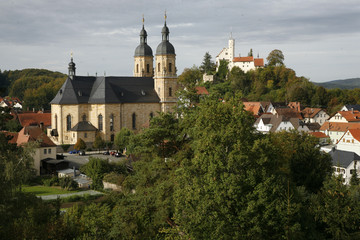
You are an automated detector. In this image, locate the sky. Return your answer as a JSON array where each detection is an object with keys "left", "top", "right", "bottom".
[{"left": 0, "top": 0, "right": 359, "bottom": 83}]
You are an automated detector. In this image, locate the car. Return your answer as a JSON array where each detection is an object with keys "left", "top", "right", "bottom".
[
  {"left": 103, "top": 151, "right": 110, "bottom": 155},
  {"left": 110, "top": 151, "right": 116, "bottom": 156},
  {"left": 79, "top": 150, "right": 86, "bottom": 156},
  {"left": 115, "top": 152, "right": 122, "bottom": 157}
]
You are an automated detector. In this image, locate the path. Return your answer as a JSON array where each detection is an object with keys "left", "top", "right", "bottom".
[{"left": 39, "top": 190, "right": 103, "bottom": 200}]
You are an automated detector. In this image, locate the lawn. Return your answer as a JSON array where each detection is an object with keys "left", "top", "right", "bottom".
[{"left": 22, "top": 185, "right": 81, "bottom": 196}]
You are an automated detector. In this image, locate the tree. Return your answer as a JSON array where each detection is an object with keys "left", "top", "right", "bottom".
[
  {"left": 200, "top": 52, "right": 215, "bottom": 75},
  {"left": 74, "top": 138, "right": 86, "bottom": 151},
  {"left": 114, "top": 128, "right": 133, "bottom": 152},
  {"left": 215, "top": 59, "right": 229, "bottom": 82},
  {"left": 178, "top": 65, "right": 202, "bottom": 89},
  {"left": 267, "top": 49, "right": 285, "bottom": 66},
  {"left": 350, "top": 163, "right": 359, "bottom": 186},
  {"left": 248, "top": 48, "right": 253, "bottom": 57},
  {"left": 80, "top": 157, "right": 110, "bottom": 190},
  {"left": 61, "top": 144, "right": 71, "bottom": 152},
  {"left": 93, "top": 133, "right": 105, "bottom": 152}
]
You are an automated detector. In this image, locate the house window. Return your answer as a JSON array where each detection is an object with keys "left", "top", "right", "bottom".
[
  {"left": 66, "top": 115, "right": 71, "bottom": 131},
  {"left": 132, "top": 113, "right": 136, "bottom": 130},
  {"left": 158, "top": 63, "right": 160, "bottom": 72},
  {"left": 343, "top": 139, "right": 345, "bottom": 142},
  {"left": 44, "top": 149, "right": 47, "bottom": 154},
  {"left": 98, "top": 114, "right": 103, "bottom": 131},
  {"left": 110, "top": 114, "right": 114, "bottom": 131},
  {"left": 82, "top": 114, "right": 86, "bottom": 121},
  {"left": 169, "top": 63, "right": 172, "bottom": 72},
  {"left": 84, "top": 133, "right": 87, "bottom": 138},
  {"left": 147, "top": 64, "right": 150, "bottom": 73},
  {"left": 48, "top": 149, "right": 51, "bottom": 154},
  {"left": 352, "top": 139, "right": 354, "bottom": 143},
  {"left": 169, "top": 87, "right": 172, "bottom": 97},
  {"left": 111, "top": 134, "right": 114, "bottom": 142}
]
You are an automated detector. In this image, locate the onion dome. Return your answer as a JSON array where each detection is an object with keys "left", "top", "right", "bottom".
[
  {"left": 134, "top": 18, "right": 153, "bottom": 57},
  {"left": 156, "top": 20, "right": 175, "bottom": 55}
]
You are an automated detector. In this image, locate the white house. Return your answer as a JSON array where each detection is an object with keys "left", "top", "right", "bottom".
[
  {"left": 328, "top": 110, "right": 360, "bottom": 123},
  {"left": 330, "top": 148, "right": 360, "bottom": 185},
  {"left": 216, "top": 37, "right": 264, "bottom": 73},
  {"left": 337, "top": 129, "right": 360, "bottom": 156},
  {"left": 301, "top": 108, "right": 329, "bottom": 125},
  {"left": 254, "top": 114, "right": 309, "bottom": 133}
]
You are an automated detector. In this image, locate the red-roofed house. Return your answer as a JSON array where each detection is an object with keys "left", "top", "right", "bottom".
[
  {"left": 308, "top": 131, "right": 330, "bottom": 145},
  {"left": 320, "top": 122, "right": 360, "bottom": 144},
  {"left": 195, "top": 86, "right": 209, "bottom": 95},
  {"left": 17, "top": 111, "right": 51, "bottom": 129},
  {"left": 215, "top": 37, "right": 264, "bottom": 73},
  {"left": 337, "top": 129, "right": 360, "bottom": 156},
  {"left": 302, "top": 108, "right": 329, "bottom": 125},
  {"left": 5, "top": 126, "right": 57, "bottom": 175},
  {"left": 243, "top": 102, "right": 264, "bottom": 117},
  {"left": 329, "top": 110, "right": 360, "bottom": 123}
]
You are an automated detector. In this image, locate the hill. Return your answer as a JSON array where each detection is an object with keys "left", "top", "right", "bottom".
[{"left": 314, "top": 78, "right": 360, "bottom": 89}]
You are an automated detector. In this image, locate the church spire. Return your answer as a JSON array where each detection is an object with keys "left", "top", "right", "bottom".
[
  {"left": 161, "top": 11, "right": 169, "bottom": 42},
  {"left": 140, "top": 15, "right": 147, "bottom": 44},
  {"left": 68, "top": 52, "right": 76, "bottom": 79}
]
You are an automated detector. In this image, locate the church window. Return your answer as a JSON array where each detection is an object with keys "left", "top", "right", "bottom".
[
  {"left": 169, "top": 87, "right": 172, "bottom": 97},
  {"left": 66, "top": 115, "right": 71, "bottom": 131},
  {"left": 147, "top": 64, "right": 150, "bottom": 73},
  {"left": 132, "top": 113, "right": 136, "bottom": 130},
  {"left": 158, "top": 63, "right": 161, "bottom": 72},
  {"left": 82, "top": 114, "right": 86, "bottom": 121},
  {"left": 136, "top": 64, "right": 139, "bottom": 73},
  {"left": 84, "top": 133, "right": 87, "bottom": 138},
  {"left": 98, "top": 114, "right": 103, "bottom": 131},
  {"left": 111, "top": 134, "right": 114, "bottom": 142},
  {"left": 110, "top": 114, "right": 114, "bottom": 131},
  {"left": 169, "top": 63, "right": 172, "bottom": 72}
]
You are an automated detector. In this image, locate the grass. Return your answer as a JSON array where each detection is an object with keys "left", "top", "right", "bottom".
[{"left": 22, "top": 185, "right": 81, "bottom": 196}]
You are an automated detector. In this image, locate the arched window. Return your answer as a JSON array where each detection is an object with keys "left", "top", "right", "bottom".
[
  {"left": 150, "top": 112, "right": 154, "bottom": 119},
  {"left": 146, "top": 64, "right": 150, "bottom": 73},
  {"left": 82, "top": 114, "right": 86, "bottom": 121},
  {"left": 136, "top": 64, "right": 139, "bottom": 73},
  {"left": 55, "top": 114, "right": 58, "bottom": 129},
  {"left": 110, "top": 114, "right": 114, "bottom": 131},
  {"left": 169, "top": 62, "right": 172, "bottom": 72},
  {"left": 169, "top": 87, "right": 172, "bottom": 97},
  {"left": 98, "top": 114, "right": 103, "bottom": 131},
  {"left": 158, "top": 63, "right": 160, "bottom": 72},
  {"left": 66, "top": 115, "right": 71, "bottom": 131},
  {"left": 132, "top": 113, "right": 136, "bottom": 130},
  {"left": 111, "top": 134, "right": 115, "bottom": 142}
]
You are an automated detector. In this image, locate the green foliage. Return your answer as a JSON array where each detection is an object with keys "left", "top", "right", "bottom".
[
  {"left": 74, "top": 138, "right": 86, "bottom": 151},
  {"left": 200, "top": 52, "right": 216, "bottom": 74},
  {"left": 60, "top": 144, "right": 71, "bottom": 152},
  {"left": 59, "top": 176, "right": 78, "bottom": 191},
  {"left": 103, "top": 172, "right": 126, "bottom": 186},
  {"left": 93, "top": 133, "right": 105, "bottom": 152},
  {"left": 215, "top": 59, "right": 229, "bottom": 82},
  {"left": 42, "top": 175, "right": 60, "bottom": 187},
  {"left": 267, "top": 49, "right": 285, "bottom": 66},
  {"left": 114, "top": 127, "right": 133, "bottom": 152},
  {"left": 80, "top": 157, "right": 110, "bottom": 190}
]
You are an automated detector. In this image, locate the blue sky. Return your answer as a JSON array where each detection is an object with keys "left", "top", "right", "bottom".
[{"left": 0, "top": 0, "right": 359, "bottom": 82}]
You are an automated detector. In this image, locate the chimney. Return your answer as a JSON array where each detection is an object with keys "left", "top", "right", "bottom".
[
  {"left": 33, "top": 108, "right": 35, "bottom": 112},
  {"left": 352, "top": 108, "right": 354, "bottom": 114}
]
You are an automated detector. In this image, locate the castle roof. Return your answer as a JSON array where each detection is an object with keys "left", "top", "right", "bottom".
[
  {"left": 254, "top": 58, "right": 264, "bottom": 67},
  {"left": 50, "top": 76, "right": 160, "bottom": 105},
  {"left": 233, "top": 56, "right": 254, "bottom": 62}
]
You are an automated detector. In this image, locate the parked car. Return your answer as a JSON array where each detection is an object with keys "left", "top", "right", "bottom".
[
  {"left": 115, "top": 152, "right": 122, "bottom": 157},
  {"left": 68, "top": 150, "right": 79, "bottom": 154},
  {"left": 103, "top": 151, "right": 110, "bottom": 155},
  {"left": 110, "top": 151, "right": 116, "bottom": 156},
  {"left": 79, "top": 150, "right": 86, "bottom": 156}
]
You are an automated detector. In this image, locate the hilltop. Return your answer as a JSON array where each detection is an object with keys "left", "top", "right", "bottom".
[{"left": 314, "top": 78, "right": 360, "bottom": 89}]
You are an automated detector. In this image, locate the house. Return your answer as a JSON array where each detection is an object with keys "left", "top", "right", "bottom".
[
  {"left": 320, "top": 122, "right": 360, "bottom": 144},
  {"left": 243, "top": 102, "right": 264, "bottom": 117},
  {"left": 328, "top": 110, "right": 360, "bottom": 123},
  {"left": 329, "top": 148, "right": 360, "bottom": 185},
  {"left": 254, "top": 114, "right": 309, "bottom": 133},
  {"left": 215, "top": 36, "right": 264, "bottom": 73},
  {"left": 302, "top": 108, "right": 329, "bottom": 125},
  {"left": 195, "top": 86, "right": 209, "bottom": 95},
  {"left": 340, "top": 104, "right": 360, "bottom": 112},
  {"left": 47, "top": 16, "right": 179, "bottom": 146},
  {"left": 6, "top": 126, "right": 57, "bottom": 175},
  {"left": 272, "top": 107, "right": 303, "bottom": 120},
  {"left": 336, "top": 129, "right": 360, "bottom": 156},
  {"left": 308, "top": 131, "right": 330, "bottom": 145},
  {"left": 17, "top": 111, "right": 51, "bottom": 129}
]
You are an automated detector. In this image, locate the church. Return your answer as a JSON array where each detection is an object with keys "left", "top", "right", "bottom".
[{"left": 48, "top": 16, "right": 179, "bottom": 145}]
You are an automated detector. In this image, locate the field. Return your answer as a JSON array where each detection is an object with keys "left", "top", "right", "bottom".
[{"left": 22, "top": 185, "right": 81, "bottom": 196}]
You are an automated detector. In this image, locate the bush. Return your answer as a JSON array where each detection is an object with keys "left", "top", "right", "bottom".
[
  {"left": 59, "top": 176, "right": 78, "bottom": 191},
  {"left": 42, "top": 175, "right": 59, "bottom": 187},
  {"left": 103, "top": 172, "right": 126, "bottom": 186}
]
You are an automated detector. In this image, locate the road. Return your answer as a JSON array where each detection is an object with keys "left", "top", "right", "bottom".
[
  {"left": 61, "top": 151, "right": 127, "bottom": 169},
  {"left": 39, "top": 190, "right": 103, "bottom": 200}
]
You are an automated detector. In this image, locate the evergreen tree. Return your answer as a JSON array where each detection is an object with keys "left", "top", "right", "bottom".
[{"left": 200, "top": 52, "right": 215, "bottom": 75}]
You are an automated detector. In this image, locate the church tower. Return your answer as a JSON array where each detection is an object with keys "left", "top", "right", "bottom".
[
  {"left": 154, "top": 13, "right": 178, "bottom": 113},
  {"left": 68, "top": 53, "right": 76, "bottom": 80},
  {"left": 134, "top": 17, "right": 153, "bottom": 77}
]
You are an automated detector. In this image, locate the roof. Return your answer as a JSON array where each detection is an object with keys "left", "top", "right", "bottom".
[
  {"left": 243, "top": 102, "right": 263, "bottom": 116},
  {"left": 233, "top": 56, "right": 254, "bottom": 62},
  {"left": 195, "top": 86, "right": 209, "bottom": 95},
  {"left": 348, "top": 129, "right": 360, "bottom": 142},
  {"left": 71, "top": 121, "right": 98, "bottom": 132},
  {"left": 320, "top": 122, "right": 360, "bottom": 132},
  {"left": 50, "top": 76, "right": 160, "bottom": 105},
  {"left": 156, "top": 41, "right": 175, "bottom": 55},
  {"left": 134, "top": 44, "right": 153, "bottom": 57},
  {"left": 254, "top": 58, "right": 264, "bottom": 67},
  {"left": 302, "top": 108, "right": 324, "bottom": 118},
  {"left": 275, "top": 108, "right": 303, "bottom": 119},
  {"left": 309, "top": 132, "right": 329, "bottom": 138},
  {"left": 343, "top": 105, "right": 360, "bottom": 111},
  {"left": 306, "top": 122, "right": 321, "bottom": 131},
  {"left": 3, "top": 131, "right": 18, "bottom": 144},
  {"left": 337, "top": 110, "right": 360, "bottom": 122},
  {"left": 17, "top": 112, "right": 51, "bottom": 127},
  {"left": 16, "top": 126, "right": 56, "bottom": 147},
  {"left": 255, "top": 114, "right": 303, "bottom": 132},
  {"left": 330, "top": 149, "right": 360, "bottom": 168}
]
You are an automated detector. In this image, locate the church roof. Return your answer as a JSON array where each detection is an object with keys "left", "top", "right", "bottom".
[
  {"left": 71, "top": 121, "right": 98, "bottom": 132},
  {"left": 50, "top": 76, "right": 160, "bottom": 105}
]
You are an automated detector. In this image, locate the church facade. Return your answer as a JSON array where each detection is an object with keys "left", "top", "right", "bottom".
[{"left": 48, "top": 17, "right": 178, "bottom": 145}]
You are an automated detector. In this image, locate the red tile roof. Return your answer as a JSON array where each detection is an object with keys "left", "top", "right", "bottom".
[
  {"left": 243, "top": 102, "right": 262, "bottom": 116},
  {"left": 348, "top": 129, "right": 360, "bottom": 142},
  {"left": 254, "top": 58, "right": 264, "bottom": 67},
  {"left": 320, "top": 122, "right": 360, "bottom": 132},
  {"left": 275, "top": 108, "right": 303, "bottom": 119},
  {"left": 337, "top": 111, "right": 360, "bottom": 122},
  {"left": 302, "top": 108, "right": 324, "bottom": 118},
  {"left": 195, "top": 86, "right": 209, "bottom": 95},
  {"left": 309, "top": 132, "right": 328, "bottom": 138},
  {"left": 233, "top": 56, "right": 254, "bottom": 62},
  {"left": 17, "top": 112, "right": 51, "bottom": 127},
  {"left": 17, "top": 126, "right": 56, "bottom": 147}
]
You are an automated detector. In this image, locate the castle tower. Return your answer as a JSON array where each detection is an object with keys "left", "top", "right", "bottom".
[
  {"left": 154, "top": 13, "right": 178, "bottom": 113},
  {"left": 134, "top": 17, "right": 153, "bottom": 77},
  {"left": 228, "top": 34, "right": 235, "bottom": 61}
]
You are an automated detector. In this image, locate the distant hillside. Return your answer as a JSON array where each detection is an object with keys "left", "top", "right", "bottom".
[{"left": 314, "top": 78, "right": 360, "bottom": 89}]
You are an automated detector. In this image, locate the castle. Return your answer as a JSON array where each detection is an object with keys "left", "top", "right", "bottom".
[
  {"left": 48, "top": 16, "right": 178, "bottom": 145},
  {"left": 216, "top": 36, "right": 264, "bottom": 72}
]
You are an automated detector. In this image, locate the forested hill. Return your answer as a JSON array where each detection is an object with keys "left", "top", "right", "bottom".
[
  {"left": 314, "top": 78, "right": 360, "bottom": 89},
  {"left": 0, "top": 69, "right": 67, "bottom": 110}
]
